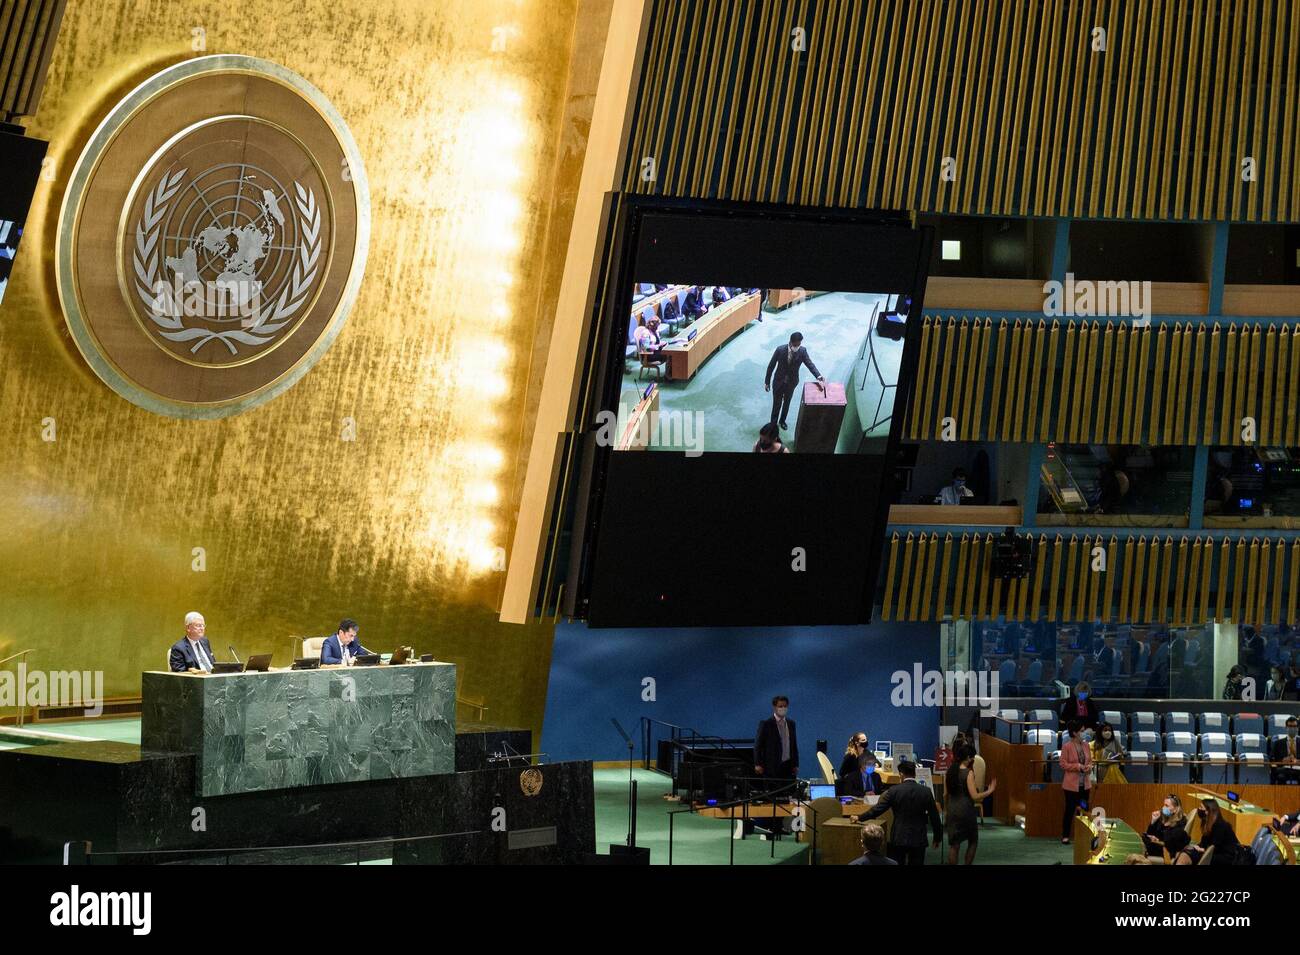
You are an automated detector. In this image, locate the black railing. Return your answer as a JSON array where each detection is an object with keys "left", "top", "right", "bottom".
[{"left": 665, "top": 775, "right": 823, "bottom": 865}]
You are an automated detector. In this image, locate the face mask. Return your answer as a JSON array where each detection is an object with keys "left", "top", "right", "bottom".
[
  {"left": 1077, "top": 692, "right": 1088, "bottom": 701},
  {"left": 1289, "top": 729, "right": 1298, "bottom": 739},
  {"left": 1103, "top": 731, "right": 1113, "bottom": 740},
  {"left": 863, "top": 765, "right": 875, "bottom": 776},
  {"left": 1161, "top": 806, "right": 1172, "bottom": 817},
  {"left": 954, "top": 480, "right": 965, "bottom": 488},
  {"left": 775, "top": 707, "right": 788, "bottom": 718}
]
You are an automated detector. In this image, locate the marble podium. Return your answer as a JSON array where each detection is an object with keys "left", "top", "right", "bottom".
[{"left": 140, "top": 663, "right": 456, "bottom": 797}]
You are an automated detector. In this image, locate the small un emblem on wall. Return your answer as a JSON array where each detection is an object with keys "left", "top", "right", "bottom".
[{"left": 519, "top": 768, "right": 543, "bottom": 797}]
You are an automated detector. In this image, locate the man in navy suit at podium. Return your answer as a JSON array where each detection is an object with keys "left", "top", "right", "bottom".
[
  {"left": 169, "top": 611, "right": 216, "bottom": 673},
  {"left": 321, "top": 618, "right": 370, "bottom": 665}
]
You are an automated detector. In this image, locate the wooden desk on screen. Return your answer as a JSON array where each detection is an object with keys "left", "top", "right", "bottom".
[
  {"left": 662, "top": 292, "right": 761, "bottom": 380},
  {"left": 616, "top": 385, "right": 659, "bottom": 450},
  {"left": 766, "top": 289, "right": 826, "bottom": 310}
]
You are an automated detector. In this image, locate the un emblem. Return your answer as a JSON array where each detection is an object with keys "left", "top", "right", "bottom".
[
  {"left": 57, "top": 55, "right": 369, "bottom": 417},
  {"left": 520, "top": 768, "right": 544, "bottom": 797}
]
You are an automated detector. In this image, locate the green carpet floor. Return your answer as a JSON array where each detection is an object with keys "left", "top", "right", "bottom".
[{"left": 622, "top": 292, "right": 901, "bottom": 453}]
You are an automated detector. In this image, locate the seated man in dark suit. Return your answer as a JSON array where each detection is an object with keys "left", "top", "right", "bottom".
[
  {"left": 754, "top": 695, "right": 798, "bottom": 783},
  {"left": 320, "top": 618, "right": 370, "bottom": 666},
  {"left": 169, "top": 611, "right": 216, "bottom": 673},
  {"left": 855, "top": 760, "right": 942, "bottom": 865},
  {"left": 1270, "top": 717, "right": 1300, "bottom": 784},
  {"left": 837, "top": 752, "right": 884, "bottom": 798},
  {"left": 848, "top": 823, "right": 897, "bottom": 866}
]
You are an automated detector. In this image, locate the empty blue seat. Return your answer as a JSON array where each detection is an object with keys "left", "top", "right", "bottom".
[
  {"left": 1165, "top": 712, "right": 1193, "bottom": 734},
  {"left": 1239, "top": 752, "right": 1271, "bottom": 785},
  {"left": 998, "top": 659, "right": 1017, "bottom": 684},
  {"left": 1067, "top": 656, "right": 1085, "bottom": 682},
  {"left": 1163, "top": 731, "right": 1195, "bottom": 753},
  {"left": 1161, "top": 751, "right": 1192, "bottom": 784},
  {"left": 1199, "top": 712, "right": 1229, "bottom": 734},
  {"left": 1130, "top": 712, "right": 1157, "bottom": 734},
  {"left": 995, "top": 709, "right": 1021, "bottom": 743},
  {"left": 1125, "top": 750, "right": 1156, "bottom": 783},
  {"left": 1130, "top": 730, "right": 1159, "bottom": 753},
  {"left": 1025, "top": 708, "right": 1055, "bottom": 728},
  {"left": 1199, "top": 732, "right": 1231, "bottom": 754},
  {"left": 1235, "top": 733, "right": 1267, "bottom": 755},
  {"left": 1026, "top": 659, "right": 1043, "bottom": 684},
  {"left": 1235, "top": 713, "right": 1265, "bottom": 736}
]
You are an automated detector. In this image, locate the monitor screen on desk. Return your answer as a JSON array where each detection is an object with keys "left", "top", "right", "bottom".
[{"left": 567, "top": 199, "right": 932, "bottom": 628}]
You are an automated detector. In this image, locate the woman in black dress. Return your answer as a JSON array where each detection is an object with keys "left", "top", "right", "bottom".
[{"left": 944, "top": 743, "right": 996, "bottom": 864}]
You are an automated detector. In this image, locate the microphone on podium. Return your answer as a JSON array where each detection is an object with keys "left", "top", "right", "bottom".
[{"left": 228, "top": 645, "right": 241, "bottom": 665}]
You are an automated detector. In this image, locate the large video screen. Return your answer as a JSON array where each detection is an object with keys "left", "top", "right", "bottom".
[
  {"left": 616, "top": 283, "right": 910, "bottom": 455},
  {"left": 570, "top": 202, "right": 932, "bottom": 628},
  {"left": 0, "top": 128, "right": 47, "bottom": 309}
]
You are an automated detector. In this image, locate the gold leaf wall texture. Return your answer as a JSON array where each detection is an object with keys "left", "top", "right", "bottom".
[{"left": 0, "top": 0, "right": 611, "bottom": 740}]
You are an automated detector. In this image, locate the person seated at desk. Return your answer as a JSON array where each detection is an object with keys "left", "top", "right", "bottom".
[
  {"left": 938, "top": 468, "right": 975, "bottom": 506},
  {"left": 321, "top": 618, "right": 370, "bottom": 666},
  {"left": 710, "top": 284, "right": 730, "bottom": 305},
  {"left": 633, "top": 315, "right": 671, "bottom": 374},
  {"left": 1272, "top": 812, "right": 1300, "bottom": 837},
  {"left": 682, "top": 286, "right": 706, "bottom": 320},
  {"left": 1144, "top": 794, "right": 1187, "bottom": 857},
  {"left": 838, "top": 732, "right": 870, "bottom": 782},
  {"left": 1190, "top": 798, "right": 1240, "bottom": 865},
  {"left": 1270, "top": 716, "right": 1300, "bottom": 783},
  {"left": 753, "top": 421, "right": 789, "bottom": 453},
  {"left": 1163, "top": 827, "right": 1196, "bottom": 865},
  {"left": 838, "top": 752, "right": 883, "bottom": 798},
  {"left": 848, "top": 823, "right": 897, "bottom": 866},
  {"left": 169, "top": 611, "right": 216, "bottom": 673}
]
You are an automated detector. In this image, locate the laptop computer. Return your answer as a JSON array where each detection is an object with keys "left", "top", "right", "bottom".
[
  {"left": 291, "top": 658, "right": 321, "bottom": 670},
  {"left": 389, "top": 646, "right": 410, "bottom": 665},
  {"left": 244, "top": 653, "right": 272, "bottom": 672},
  {"left": 354, "top": 653, "right": 381, "bottom": 667},
  {"left": 210, "top": 662, "right": 244, "bottom": 674}
]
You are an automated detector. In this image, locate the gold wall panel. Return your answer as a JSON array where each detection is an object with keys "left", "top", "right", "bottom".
[
  {"left": 0, "top": 0, "right": 612, "bottom": 740},
  {"left": 627, "top": 0, "right": 1300, "bottom": 221}
]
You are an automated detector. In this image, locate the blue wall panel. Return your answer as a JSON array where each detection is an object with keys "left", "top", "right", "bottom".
[{"left": 542, "top": 621, "right": 942, "bottom": 764}]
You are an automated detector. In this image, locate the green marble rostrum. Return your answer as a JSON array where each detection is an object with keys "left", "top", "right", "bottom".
[{"left": 141, "top": 664, "right": 457, "bottom": 796}]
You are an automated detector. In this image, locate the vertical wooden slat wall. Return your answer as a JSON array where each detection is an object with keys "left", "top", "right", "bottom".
[
  {"left": 904, "top": 317, "right": 1291, "bottom": 443},
  {"left": 883, "top": 531, "right": 1297, "bottom": 624},
  {"left": 626, "top": 0, "right": 1300, "bottom": 222}
]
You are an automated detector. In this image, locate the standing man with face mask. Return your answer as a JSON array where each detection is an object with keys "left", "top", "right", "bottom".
[
  {"left": 764, "top": 332, "right": 823, "bottom": 431},
  {"left": 754, "top": 695, "right": 798, "bottom": 784}
]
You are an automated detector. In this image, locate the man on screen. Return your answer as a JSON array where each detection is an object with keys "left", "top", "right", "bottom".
[
  {"left": 764, "top": 331, "right": 824, "bottom": 431},
  {"left": 321, "top": 618, "right": 370, "bottom": 665},
  {"left": 169, "top": 611, "right": 216, "bottom": 673}
]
